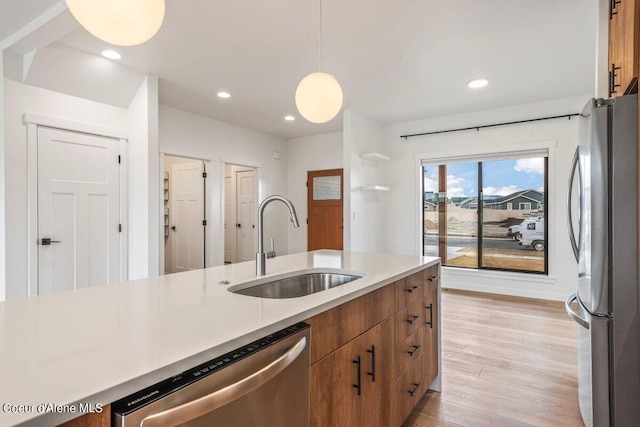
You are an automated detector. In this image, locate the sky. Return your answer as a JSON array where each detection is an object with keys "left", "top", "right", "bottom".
[{"left": 423, "top": 158, "right": 545, "bottom": 198}]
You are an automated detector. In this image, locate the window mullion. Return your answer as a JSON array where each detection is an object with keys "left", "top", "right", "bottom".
[{"left": 478, "top": 162, "right": 483, "bottom": 269}]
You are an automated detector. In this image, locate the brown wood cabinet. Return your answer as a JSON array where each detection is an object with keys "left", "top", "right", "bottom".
[
  {"left": 307, "top": 263, "right": 441, "bottom": 427},
  {"left": 423, "top": 264, "right": 440, "bottom": 388},
  {"left": 57, "top": 405, "right": 110, "bottom": 427},
  {"left": 609, "top": 0, "right": 640, "bottom": 97},
  {"left": 309, "top": 318, "right": 395, "bottom": 427}
]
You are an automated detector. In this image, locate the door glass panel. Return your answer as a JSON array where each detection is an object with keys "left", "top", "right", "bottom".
[{"left": 313, "top": 176, "right": 341, "bottom": 200}]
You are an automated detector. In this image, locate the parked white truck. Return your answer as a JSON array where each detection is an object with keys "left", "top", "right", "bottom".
[{"left": 518, "top": 217, "right": 545, "bottom": 251}]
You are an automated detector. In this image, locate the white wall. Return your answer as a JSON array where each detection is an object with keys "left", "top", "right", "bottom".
[
  {"left": 127, "top": 76, "right": 160, "bottom": 280},
  {"left": 382, "top": 95, "right": 590, "bottom": 300},
  {"left": 159, "top": 105, "right": 289, "bottom": 266},
  {"left": 3, "top": 78, "right": 127, "bottom": 299},
  {"left": 286, "top": 131, "right": 343, "bottom": 253},
  {"left": 0, "top": 56, "right": 5, "bottom": 300},
  {"left": 343, "top": 110, "right": 389, "bottom": 253}
]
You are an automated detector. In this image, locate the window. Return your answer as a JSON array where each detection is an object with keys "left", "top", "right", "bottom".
[{"left": 422, "top": 155, "right": 547, "bottom": 274}]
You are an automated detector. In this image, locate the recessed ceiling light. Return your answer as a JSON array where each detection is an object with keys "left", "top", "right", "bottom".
[
  {"left": 101, "top": 49, "right": 121, "bottom": 60},
  {"left": 217, "top": 91, "right": 231, "bottom": 98},
  {"left": 468, "top": 78, "right": 489, "bottom": 89},
  {"left": 284, "top": 115, "right": 296, "bottom": 121}
]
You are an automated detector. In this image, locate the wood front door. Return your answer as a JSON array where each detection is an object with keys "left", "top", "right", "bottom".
[{"left": 308, "top": 169, "right": 343, "bottom": 251}]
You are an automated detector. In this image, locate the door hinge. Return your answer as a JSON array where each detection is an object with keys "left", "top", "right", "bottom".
[
  {"left": 202, "top": 172, "right": 207, "bottom": 178},
  {"left": 306, "top": 181, "right": 308, "bottom": 187},
  {"left": 118, "top": 224, "right": 122, "bottom": 232},
  {"left": 118, "top": 155, "right": 121, "bottom": 164},
  {"left": 202, "top": 219, "right": 207, "bottom": 226},
  {"left": 306, "top": 218, "right": 308, "bottom": 224}
]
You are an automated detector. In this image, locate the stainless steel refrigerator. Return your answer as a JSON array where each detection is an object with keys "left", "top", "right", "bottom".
[{"left": 565, "top": 94, "right": 640, "bottom": 427}]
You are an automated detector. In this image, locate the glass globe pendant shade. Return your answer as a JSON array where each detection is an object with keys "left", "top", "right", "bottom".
[
  {"left": 295, "top": 72, "right": 343, "bottom": 124},
  {"left": 66, "top": 0, "right": 165, "bottom": 46}
]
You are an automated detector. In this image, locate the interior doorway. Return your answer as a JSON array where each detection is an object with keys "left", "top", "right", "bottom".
[
  {"left": 163, "top": 155, "right": 207, "bottom": 274},
  {"left": 224, "top": 164, "right": 257, "bottom": 264},
  {"left": 307, "top": 168, "right": 344, "bottom": 251}
]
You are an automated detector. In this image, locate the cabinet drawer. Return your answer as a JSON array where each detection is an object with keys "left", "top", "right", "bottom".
[
  {"left": 423, "top": 264, "right": 439, "bottom": 290},
  {"left": 306, "top": 284, "right": 395, "bottom": 364},
  {"left": 395, "top": 271, "right": 423, "bottom": 311},
  {"left": 395, "top": 298, "right": 425, "bottom": 345},
  {"left": 395, "top": 325, "right": 425, "bottom": 378},
  {"left": 396, "top": 355, "right": 426, "bottom": 426}
]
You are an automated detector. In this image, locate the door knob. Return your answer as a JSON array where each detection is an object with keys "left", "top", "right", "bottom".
[
  {"left": 40, "top": 238, "right": 61, "bottom": 245},
  {"left": 236, "top": 223, "right": 241, "bottom": 228}
]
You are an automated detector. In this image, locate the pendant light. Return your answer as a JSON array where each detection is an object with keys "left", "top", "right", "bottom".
[
  {"left": 66, "top": 0, "right": 165, "bottom": 46},
  {"left": 295, "top": 0, "right": 343, "bottom": 124}
]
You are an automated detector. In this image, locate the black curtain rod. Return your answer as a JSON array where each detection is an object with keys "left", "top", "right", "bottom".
[{"left": 400, "top": 113, "right": 580, "bottom": 139}]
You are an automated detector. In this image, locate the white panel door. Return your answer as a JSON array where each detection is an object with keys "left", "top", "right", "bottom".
[
  {"left": 236, "top": 170, "right": 255, "bottom": 262},
  {"left": 171, "top": 161, "right": 205, "bottom": 273},
  {"left": 224, "top": 175, "right": 237, "bottom": 263},
  {"left": 37, "top": 127, "right": 120, "bottom": 294}
]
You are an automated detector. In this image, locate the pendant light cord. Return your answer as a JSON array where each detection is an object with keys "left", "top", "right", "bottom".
[{"left": 319, "top": 0, "right": 323, "bottom": 72}]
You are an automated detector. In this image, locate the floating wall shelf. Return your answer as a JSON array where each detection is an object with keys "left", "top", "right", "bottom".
[
  {"left": 360, "top": 185, "right": 391, "bottom": 191},
  {"left": 359, "top": 152, "right": 391, "bottom": 162}
]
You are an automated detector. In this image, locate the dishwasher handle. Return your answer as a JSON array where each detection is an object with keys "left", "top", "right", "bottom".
[
  {"left": 140, "top": 336, "right": 307, "bottom": 427},
  {"left": 565, "top": 294, "right": 589, "bottom": 330}
]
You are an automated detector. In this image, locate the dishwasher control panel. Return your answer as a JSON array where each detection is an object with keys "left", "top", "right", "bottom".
[{"left": 111, "top": 322, "right": 309, "bottom": 416}]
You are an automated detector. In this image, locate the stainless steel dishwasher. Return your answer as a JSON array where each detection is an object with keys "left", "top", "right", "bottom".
[{"left": 112, "top": 322, "right": 309, "bottom": 427}]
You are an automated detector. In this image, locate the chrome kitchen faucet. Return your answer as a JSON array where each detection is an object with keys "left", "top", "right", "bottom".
[{"left": 256, "top": 195, "right": 299, "bottom": 275}]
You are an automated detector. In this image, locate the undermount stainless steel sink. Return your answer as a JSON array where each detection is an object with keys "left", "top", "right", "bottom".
[{"left": 231, "top": 272, "right": 362, "bottom": 299}]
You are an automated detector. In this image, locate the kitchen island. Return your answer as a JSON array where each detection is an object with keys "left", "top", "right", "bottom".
[{"left": 0, "top": 250, "right": 439, "bottom": 426}]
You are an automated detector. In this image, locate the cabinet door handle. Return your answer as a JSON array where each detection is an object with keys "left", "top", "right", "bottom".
[
  {"left": 609, "top": 64, "right": 621, "bottom": 97},
  {"left": 408, "top": 382, "right": 422, "bottom": 396},
  {"left": 352, "top": 356, "right": 361, "bottom": 396},
  {"left": 407, "top": 285, "right": 421, "bottom": 294},
  {"left": 426, "top": 303, "right": 433, "bottom": 328},
  {"left": 428, "top": 274, "right": 440, "bottom": 282},
  {"left": 366, "top": 345, "right": 376, "bottom": 382},
  {"left": 408, "top": 344, "right": 422, "bottom": 357},
  {"left": 407, "top": 315, "right": 421, "bottom": 325},
  {"left": 610, "top": 0, "right": 621, "bottom": 18}
]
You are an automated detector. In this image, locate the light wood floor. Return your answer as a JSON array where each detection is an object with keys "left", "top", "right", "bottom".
[{"left": 404, "top": 289, "right": 584, "bottom": 427}]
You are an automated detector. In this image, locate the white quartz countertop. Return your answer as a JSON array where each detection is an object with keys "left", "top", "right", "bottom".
[{"left": 0, "top": 250, "right": 439, "bottom": 426}]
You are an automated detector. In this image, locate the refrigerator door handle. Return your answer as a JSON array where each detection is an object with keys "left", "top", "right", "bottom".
[
  {"left": 566, "top": 147, "right": 581, "bottom": 262},
  {"left": 565, "top": 294, "right": 589, "bottom": 329}
]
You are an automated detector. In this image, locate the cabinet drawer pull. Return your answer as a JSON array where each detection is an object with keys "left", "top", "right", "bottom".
[
  {"left": 367, "top": 345, "right": 376, "bottom": 382},
  {"left": 352, "top": 356, "right": 361, "bottom": 396},
  {"left": 408, "top": 344, "right": 421, "bottom": 357},
  {"left": 407, "top": 315, "right": 421, "bottom": 325},
  {"left": 426, "top": 303, "right": 433, "bottom": 328},
  {"left": 407, "top": 285, "right": 421, "bottom": 294},
  {"left": 408, "top": 382, "right": 422, "bottom": 396},
  {"left": 428, "top": 274, "right": 440, "bottom": 282}
]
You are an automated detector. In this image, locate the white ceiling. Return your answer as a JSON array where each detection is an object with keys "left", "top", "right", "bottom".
[{"left": 3, "top": 0, "right": 597, "bottom": 139}]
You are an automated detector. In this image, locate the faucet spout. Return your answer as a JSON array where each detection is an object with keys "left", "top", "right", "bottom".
[{"left": 256, "top": 195, "right": 299, "bottom": 275}]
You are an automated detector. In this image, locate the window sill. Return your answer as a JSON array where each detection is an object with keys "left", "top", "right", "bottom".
[{"left": 442, "top": 266, "right": 556, "bottom": 285}]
